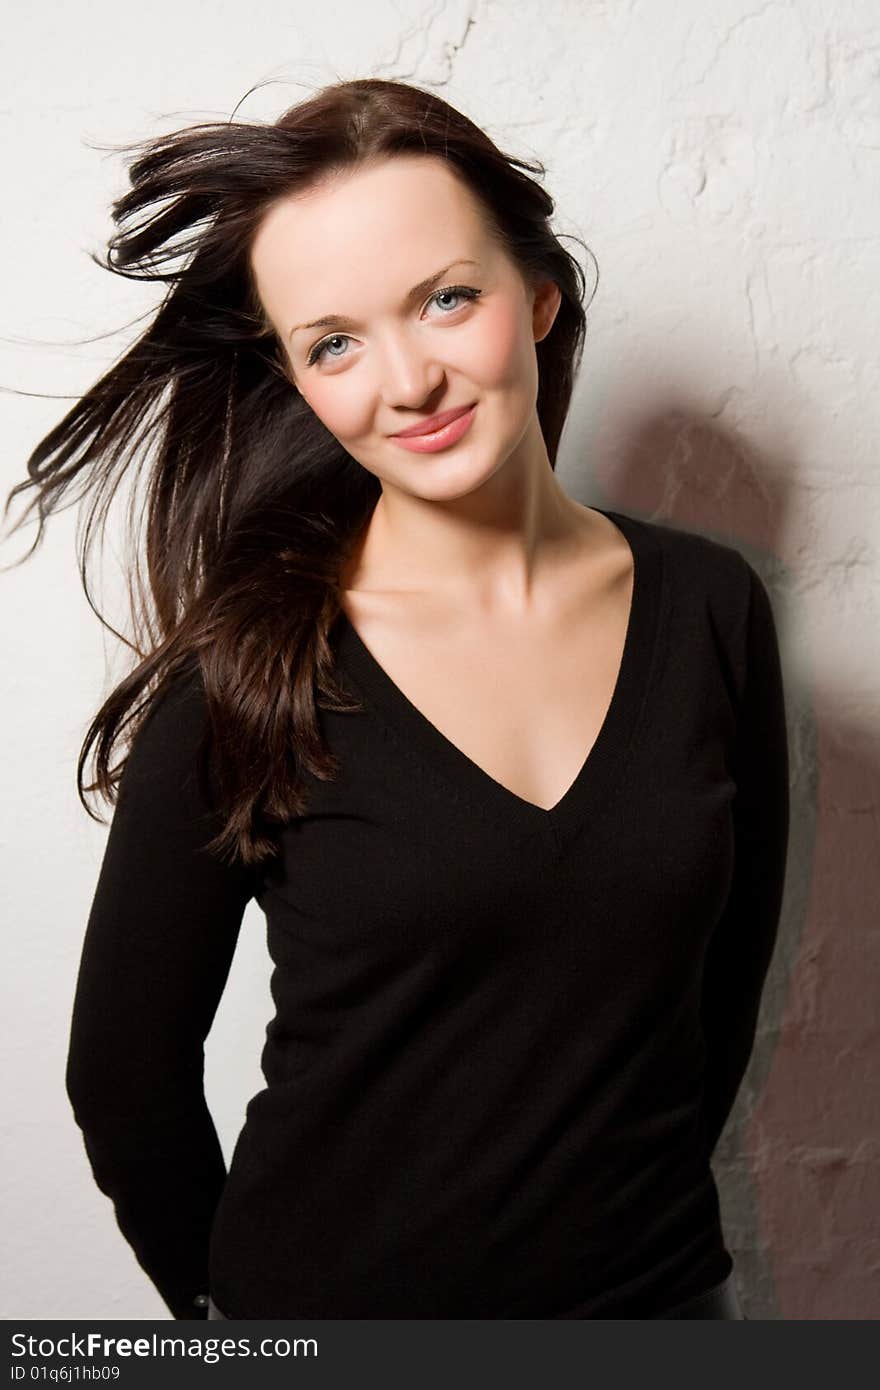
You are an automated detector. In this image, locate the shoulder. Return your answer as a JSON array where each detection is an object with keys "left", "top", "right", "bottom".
[
  {"left": 620, "top": 511, "right": 786, "bottom": 718},
  {"left": 616, "top": 508, "right": 755, "bottom": 624},
  {"left": 608, "top": 509, "right": 785, "bottom": 707},
  {"left": 118, "top": 657, "right": 211, "bottom": 806},
  {"left": 630, "top": 509, "right": 749, "bottom": 580},
  {"left": 129, "top": 656, "right": 206, "bottom": 742}
]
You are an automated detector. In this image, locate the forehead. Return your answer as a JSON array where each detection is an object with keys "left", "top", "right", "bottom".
[{"left": 250, "top": 156, "right": 491, "bottom": 315}]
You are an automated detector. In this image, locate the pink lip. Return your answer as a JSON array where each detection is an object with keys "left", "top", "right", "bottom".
[
  {"left": 392, "top": 403, "right": 476, "bottom": 438},
  {"left": 390, "top": 403, "right": 477, "bottom": 454}
]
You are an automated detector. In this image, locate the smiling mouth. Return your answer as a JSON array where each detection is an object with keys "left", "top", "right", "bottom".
[
  {"left": 391, "top": 402, "right": 477, "bottom": 438},
  {"left": 389, "top": 403, "right": 478, "bottom": 453}
]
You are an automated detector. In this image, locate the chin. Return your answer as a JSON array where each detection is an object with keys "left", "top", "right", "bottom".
[{"left": 405, "top": 454, "right": 507, "bottom": 502}]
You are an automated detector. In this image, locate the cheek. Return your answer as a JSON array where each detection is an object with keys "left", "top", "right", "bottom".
[
  {"left": 470, "top": 300, "right": 532, "bottom": 389},
  {"left": 299, "top": 383, "right": 365, "bottom": 441}
]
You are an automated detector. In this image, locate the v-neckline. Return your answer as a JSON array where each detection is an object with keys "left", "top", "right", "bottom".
[{"left": 332, "top": 507, "right": 667, "bottom": 852}]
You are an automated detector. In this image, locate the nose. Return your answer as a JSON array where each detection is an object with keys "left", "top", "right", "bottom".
[{"left": 376, "top": 329, "right": 445, "bottom": 408}]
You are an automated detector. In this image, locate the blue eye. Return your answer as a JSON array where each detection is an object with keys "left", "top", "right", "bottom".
[
  {"left": 305, "top": 284, "right": 481, "bottom": 367},
  {"left": 307, "top": 334, "right": 349, "bottom": 367}
]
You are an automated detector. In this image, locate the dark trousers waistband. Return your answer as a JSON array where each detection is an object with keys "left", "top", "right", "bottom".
[
  {"left": 208, "top": 1270, "right": 746, "bottom": 1320},
  {"left": 655, "top": 1269, "right": 745, "bottom": 1319}
]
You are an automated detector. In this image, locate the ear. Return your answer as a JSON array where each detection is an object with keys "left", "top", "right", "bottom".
[{"left": 532, "top": 279, "right": 562, "bottom": 344}]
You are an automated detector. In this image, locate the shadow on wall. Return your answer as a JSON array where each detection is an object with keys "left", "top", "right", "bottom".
[{"left": 585, "top": 405, "right": 878, "bottom": 1321}]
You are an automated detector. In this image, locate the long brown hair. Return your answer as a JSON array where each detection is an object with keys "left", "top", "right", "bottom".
[{"left": 2, "top": 78, "right": 596, "bottom": 869}]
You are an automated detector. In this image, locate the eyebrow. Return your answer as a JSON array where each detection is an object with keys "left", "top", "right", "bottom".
[{"left": 288, "top": 259, "right": 481, "bottom": 341}]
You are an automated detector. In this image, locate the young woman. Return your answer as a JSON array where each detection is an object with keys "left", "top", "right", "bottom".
[{"left": 8, "top": 78, "right": 788, "bottom": 1319}]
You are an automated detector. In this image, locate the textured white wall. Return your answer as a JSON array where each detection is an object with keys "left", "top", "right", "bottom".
[{"left": 2, "top": 0, "right": 877, "bottom": 1321}]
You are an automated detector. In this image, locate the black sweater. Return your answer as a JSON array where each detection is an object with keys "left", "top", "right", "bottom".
[{"left": 65, "top": 507, "right": 790, "bottom": 1319}]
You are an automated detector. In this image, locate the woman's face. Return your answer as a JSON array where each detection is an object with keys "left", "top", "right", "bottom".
[{"left": 249, "top": 154, "right": 561, "bottom": 502}]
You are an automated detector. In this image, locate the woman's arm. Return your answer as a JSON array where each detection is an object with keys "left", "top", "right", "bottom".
[
  {"left": 698, "top": 558, "right": 791, "bottom": 1161},
  {"left": 65, "top": 664, "right": 256, "bottom": 1319}
]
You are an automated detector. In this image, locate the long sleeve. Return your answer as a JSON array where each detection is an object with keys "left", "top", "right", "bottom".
[
  {"left": 698, "top": 558, "right": 791, "bottom": 1160},
  {"left": 65, "top": 664, "right": 256, "bottom": 1319}
]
